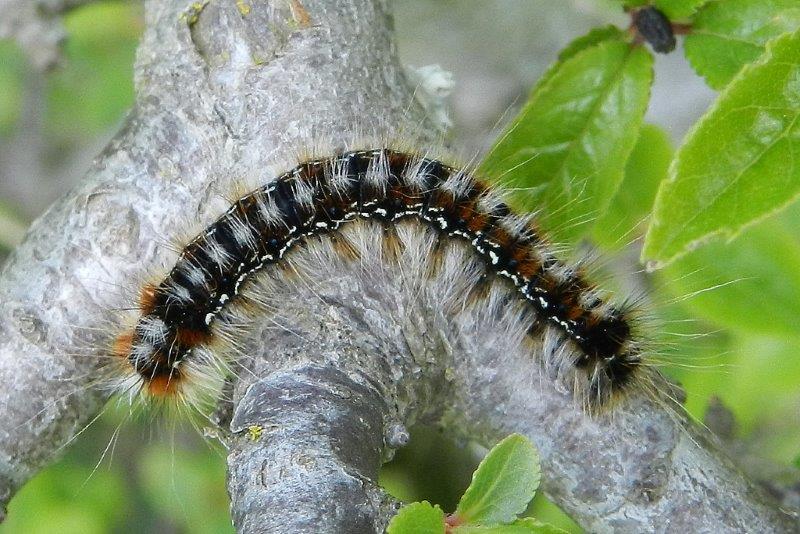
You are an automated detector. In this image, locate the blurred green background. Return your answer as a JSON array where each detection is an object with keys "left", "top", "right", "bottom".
[{"left": 0, "top": 1, "right": 797, "bottom": 533}]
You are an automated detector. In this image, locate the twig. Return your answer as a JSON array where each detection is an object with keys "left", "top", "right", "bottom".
[{"left": 0, "top": 0, "right": 96, "bottom": 70}]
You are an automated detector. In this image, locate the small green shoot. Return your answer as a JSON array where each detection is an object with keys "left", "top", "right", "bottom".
[{"left": 387, "top": 435, "right": 565, "bottom": 534}]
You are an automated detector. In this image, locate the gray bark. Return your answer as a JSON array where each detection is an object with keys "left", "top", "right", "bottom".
[
  {"left": 0, "top": 0, "right": 796, "bottom": 532},
  {"left": 0, "top": 0, "right": 93, "bottom": 70}
]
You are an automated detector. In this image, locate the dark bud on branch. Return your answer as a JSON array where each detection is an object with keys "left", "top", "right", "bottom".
[{"left": 632, "top": 6, "right": 676, "bottom": 54}]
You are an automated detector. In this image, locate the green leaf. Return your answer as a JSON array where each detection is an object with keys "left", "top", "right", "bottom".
[
  {"left": 558, "top": 26, "right": 627, "bottom": 61},
  {"left": 593, "top": 123, "right": 673, "bottom": 250},
  {"left": 654, "top": 0, "right": 708, "bottom": 20},
  {"left": 530, "top": 26, "right": 628, "bottom": 129},
  {"left": 617, "top": 0, "right": 649, "bottom": 9},
  {"left": 615, "top": 0, "right": 707, "bottom": 19},
  {"left": 454, "top": 434, "right": 541, "bottom": 526},
  {"left": 532, "top": 26, "right": 627, "bottom": 103},
  {"left": 525, "top": 494, "right": 582, "bottom": 534},
  {"left": 453, "top": 518, "right": 569, "bottom": 534},
  {"left": 659, "top": 200, "right": 800, "bottom": 337},
  {"left": 643, "top": 28, "right": 800, "bottom": 268},
  {"left": 387, "top": 501, "right": 445, "bottom": 534},
  {"left": 536, "top": 26, "right": 627, "bottom": 89},
  {"left": 685, "top": 0, "right": 800, "bottom": 89},
  {"left": 480, "top": 40, "right": 653, "bottom": 243}
]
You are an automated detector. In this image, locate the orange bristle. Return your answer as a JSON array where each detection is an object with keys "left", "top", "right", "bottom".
[
  {"left": 138, "top": 283, "right": 157, "bottom": 315},
  {"left": 112, "top": 331, "right": 134, "bottom": 359},
  {"left": 175, "top": 327, "right": 211, "bottom": 347},
  {"left": 146, "top": 374, "right": 181, "bottom": 397}
]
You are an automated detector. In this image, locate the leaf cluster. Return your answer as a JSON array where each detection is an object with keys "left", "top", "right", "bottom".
[
  {"left": 478, "top": 1, "right": 800, "bottom": 443},
  {"left": 387, "top": 435, "right": 564, "bottom": 534},
  {"left": 395, "top": 3, "right": 800, "bottom": 527}
]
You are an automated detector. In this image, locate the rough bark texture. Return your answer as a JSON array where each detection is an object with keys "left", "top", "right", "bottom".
[
  {"left": 0, "top": 0, "right": 797, "bottom": 533},
  {"left": 0, "top": 0, "right": 91, "bottom": 70}
]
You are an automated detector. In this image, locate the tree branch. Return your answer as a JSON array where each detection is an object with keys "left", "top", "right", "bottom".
[
  {"left": 0, "top": 0, "right": 96, "bottom": 70},
  {"left": 448, "top": 352, "right": 796, "bottom": 531},
  {"left": 227, "top": 366, "right": 398, "bottom": 532},
  {"left": 0, "top": 0, "right": 796, "bottom": 532}
]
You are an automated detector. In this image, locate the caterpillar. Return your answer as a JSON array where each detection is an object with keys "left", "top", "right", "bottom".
[{"left": 110, "top": 146, "right": 644, "bottom": 411}]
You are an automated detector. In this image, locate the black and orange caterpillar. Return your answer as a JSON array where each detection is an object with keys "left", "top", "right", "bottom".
[{"left": 113, "top": 148, "right": 642, "bottom": 407}]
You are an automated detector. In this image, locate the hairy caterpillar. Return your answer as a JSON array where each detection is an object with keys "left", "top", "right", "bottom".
[{"left": 109, "top": 145, "right": 645, "bottom": 411}]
